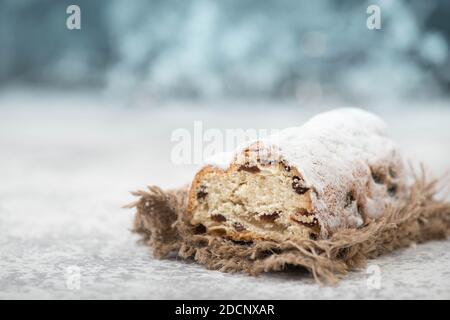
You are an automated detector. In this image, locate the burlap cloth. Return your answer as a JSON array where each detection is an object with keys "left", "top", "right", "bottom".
[{"left": 126, "top": 169, "right": 450, "bottom": 284}]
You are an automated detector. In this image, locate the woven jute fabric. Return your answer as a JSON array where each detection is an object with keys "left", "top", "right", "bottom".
[{"left": 126, "top": 170, "right": 450, "bottom": 284}]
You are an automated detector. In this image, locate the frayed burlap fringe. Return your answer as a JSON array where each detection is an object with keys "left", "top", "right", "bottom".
[{"left": 126, "top": 170, "right": 450, "bottom": 285}]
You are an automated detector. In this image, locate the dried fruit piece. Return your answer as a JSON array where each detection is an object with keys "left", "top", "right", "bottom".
[
  {"left": 211, "top": 214, "right": 227, "bottom": 222},
  {"left": 238, "top": 164, "right": 261, "bottom": 173},
  {"left": 292, "top": 176, "right": 309, "bottom": 195},
  {"left": 387, "top": 183, "right": 397, "bottom": 196},
  {"left": 357, "top": 204, "right": 364, "bottom": 216},
  {"left": 194, "top": 224, "right": 206, "bottom": 234},
  {"left": 196, "top": 185, "right": 208, "bottom": 200},
  {"left": 282, "top": 162, "right": 291, "bottom": 172},
  {"left": 370, "top": 168, "right": 385, "bottom": 184},
  {"left": 260, "top": 211, "right": 280, "bottom": 222},
  {"left": 345, "top": 191, "right": 355, "bottom": 208},
  {"left": 309, "top": 233, "right": 318, "bottom": 241}
]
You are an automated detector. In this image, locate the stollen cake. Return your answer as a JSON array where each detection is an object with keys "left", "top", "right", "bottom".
[{"left": 188, "top": 108, "right": 405, "bottom": 241}]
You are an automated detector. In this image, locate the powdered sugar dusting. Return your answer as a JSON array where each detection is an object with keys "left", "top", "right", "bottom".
[
  {"left": 268, "top": 108, "right": 395, "bottom": 192},
  {"left": 204, "top": 108, "right": 404, "bottom": 236},
  {"left": 267, "top": 108, "right": 403, "bottom": 235}
]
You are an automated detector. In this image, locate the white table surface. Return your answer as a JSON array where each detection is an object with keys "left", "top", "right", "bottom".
[{"left": 1, "top": 92, "right": 449, "bottom": 299}]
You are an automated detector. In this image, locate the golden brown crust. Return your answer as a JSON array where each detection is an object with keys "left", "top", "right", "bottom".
[
  {"left": 187, "top": 165, "right": 224, "bottom": 216},
  {"left": 188, "top": 163, "right": 239, "bottom": 216}
]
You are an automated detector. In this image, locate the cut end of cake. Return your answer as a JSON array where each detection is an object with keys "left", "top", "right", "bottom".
[
  {"left": 188, "top": 146, "right": 320, "bottom": 242},
  {"left": 187, "top": 109, "right": 406, "bottom": 242}
]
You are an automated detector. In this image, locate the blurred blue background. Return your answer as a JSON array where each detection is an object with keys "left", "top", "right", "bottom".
[
  {"left": 0, "top": 0, "right": 449, "bottom": 104},
  {"left": 1, "top": 2, "right": 450, "bottom": 299}
]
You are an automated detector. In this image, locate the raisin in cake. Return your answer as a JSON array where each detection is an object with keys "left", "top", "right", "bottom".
[{"left": 188, "top": 108, "right": 405, "bottom": 241}]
